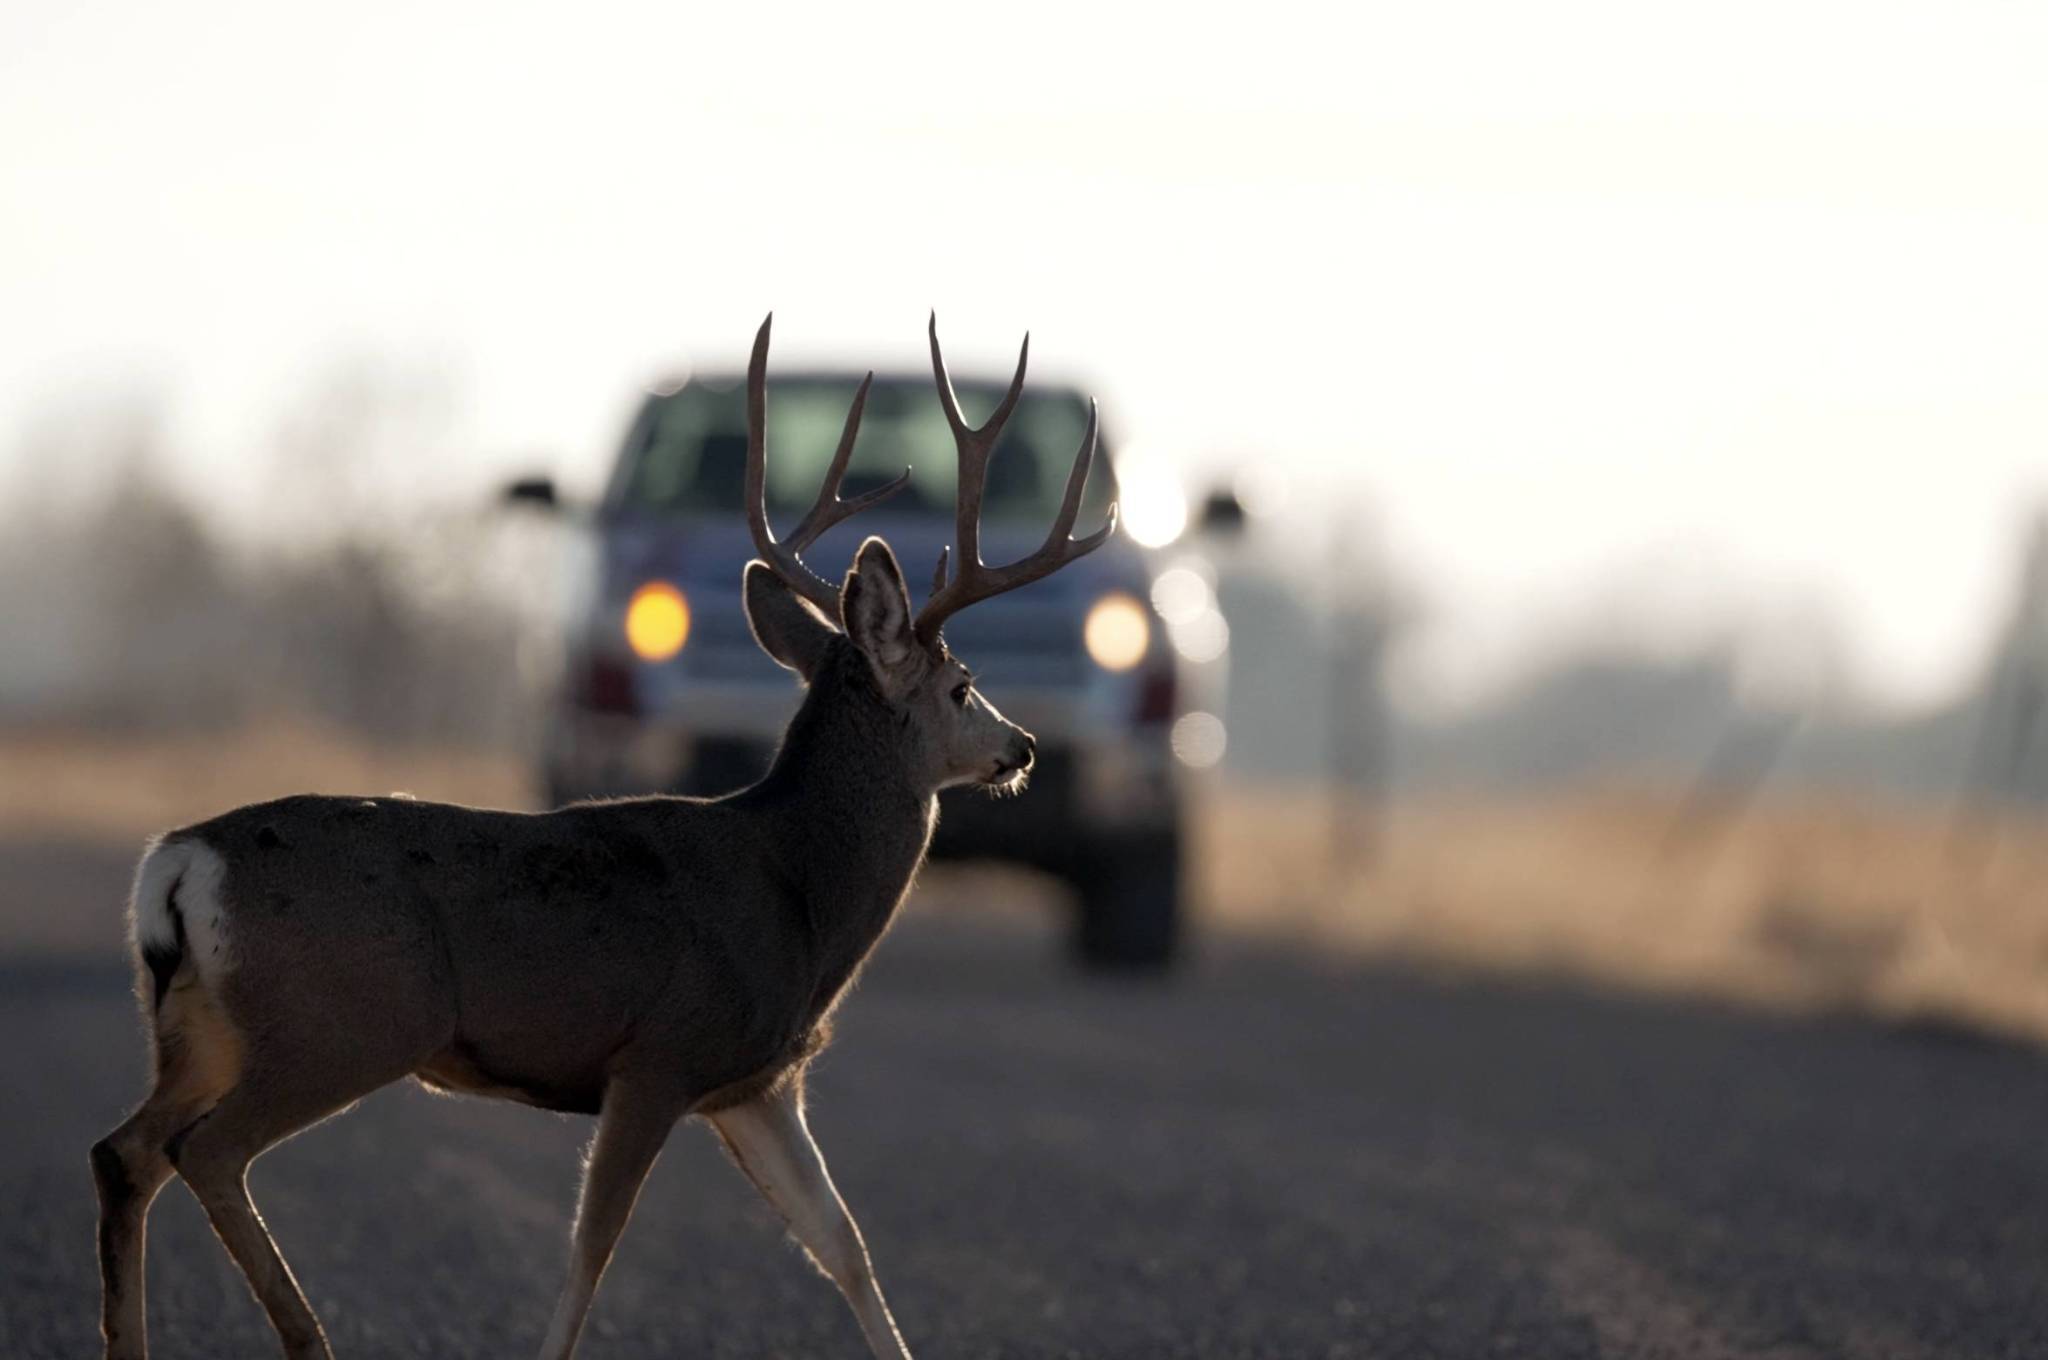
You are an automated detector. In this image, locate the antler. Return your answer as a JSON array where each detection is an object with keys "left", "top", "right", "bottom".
[
  {"left": 913, "top": 313, "right": 1118, "bottom": 648},
  {"left": 745, "top": 314, "right": 911, "bottom": 616}
]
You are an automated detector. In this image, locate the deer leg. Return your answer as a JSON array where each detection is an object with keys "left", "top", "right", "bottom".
[
  {"left": 92, "top": 1090, "right": 216, "bottom": 1360},
  {"left": 710, "top": 1086, "right": 913, "bottom": 1360},
  {"left": 167, "top": 1055, "right": 417, "bottom": 1360},
  {"left": 94, "top": 969, "right": 247, "bottom": 1360},
  {"left": 92, "top": 1110, "right": 176, "bottom": 1360},
  {"left": 538, "top": 1080, "right": 683, "bottom": 1360}
]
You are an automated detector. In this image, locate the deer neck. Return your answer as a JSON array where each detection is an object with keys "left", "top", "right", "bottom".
[{"left": 746, "top": 653, "right": 936, "bottom": 967}]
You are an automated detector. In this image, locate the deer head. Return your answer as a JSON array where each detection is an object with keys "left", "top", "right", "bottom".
[{"left": 740, "top": 313, "right": 1117, "bottom": 793}]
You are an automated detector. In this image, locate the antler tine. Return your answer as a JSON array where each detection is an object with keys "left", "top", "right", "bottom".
[
  {"left": 987, "top": 404, "right": 1119, "bottom": 585},
  {"left": 745, "top": 314, "right": 908, "bottom": 616},
  {"left": 929, "top": 311, "right": 1029, "bottom": 451},
  {"left": 1046, "top": 399, "right": 1101, "bottom": 544},
  {"left": 785, "top": 373, "right": 911, "bottom": 552},
  {"left": 928, "top": 312, "right": 1028, "bottom": 579},
  {"left": 914, "top": 322, "right": 1119, "bottom": 647}
]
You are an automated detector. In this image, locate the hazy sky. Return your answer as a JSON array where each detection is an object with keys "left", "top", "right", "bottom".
[{"left": 4, "top": 1, "right": 2044, "bottom": 712}]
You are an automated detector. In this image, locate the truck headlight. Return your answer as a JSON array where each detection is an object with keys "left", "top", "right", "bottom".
[
  {"left": 625, "top": 581, "right": 690, "bottom": 661},
  {"left": 1084, "top": 592, "right": 1150, "bottom": 672}
]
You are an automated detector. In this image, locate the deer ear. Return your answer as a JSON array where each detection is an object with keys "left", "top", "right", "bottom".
[
  {"left": 841, "top": 537, "right": 917, "bottom": 685},
  {"left": 744, "top": 562, "right": 836, "bottom": 681}
]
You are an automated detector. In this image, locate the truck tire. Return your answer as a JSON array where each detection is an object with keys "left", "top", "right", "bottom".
[{"left": 1073, "top": 831, "right": 1182, "bottom": 974}]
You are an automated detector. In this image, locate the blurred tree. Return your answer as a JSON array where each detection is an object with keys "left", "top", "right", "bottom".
[
  {"left": 1963, "top": 512, "right": 2048, "bottom": 806},
  {"left": 0, "top": 378, "right": 532, "bottom": 750}
]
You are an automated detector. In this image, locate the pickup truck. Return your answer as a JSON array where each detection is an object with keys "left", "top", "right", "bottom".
[{"left": 512, "top": 359, "right": 1221, "bottom": 970}]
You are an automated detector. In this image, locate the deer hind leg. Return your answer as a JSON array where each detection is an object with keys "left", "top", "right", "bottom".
[
  {"left": 93, "top": 960, "right": 246, "bottom": 1359},
  {"left": 537, "top": 1077, "right": 686, "bottom": 1360},
  {"left": 92, "top": 1111, "right": 178, "bottom": 1360},
  {"left": 709, "top": 1085, "right": 913, "bottom": 1360},
  {"left": 166, "top": 1032, "right": 437, "bottom": 1360}
]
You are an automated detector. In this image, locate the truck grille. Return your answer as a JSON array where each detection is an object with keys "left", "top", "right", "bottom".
[{"left": 936, "top": 607, "right": 1086, "bottom": 688}]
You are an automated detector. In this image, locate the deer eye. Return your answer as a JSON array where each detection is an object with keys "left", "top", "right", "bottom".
[{"left": 950, "top": 682, "right": 971, "bottom": 708}]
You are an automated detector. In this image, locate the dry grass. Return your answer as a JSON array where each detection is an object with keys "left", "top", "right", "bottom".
[
  {"left": 0, "top": 715, "right": 533, "bottom": 844},
  {"left": 1195, "top": 782, "right": 2048, "bottom": 1045}
]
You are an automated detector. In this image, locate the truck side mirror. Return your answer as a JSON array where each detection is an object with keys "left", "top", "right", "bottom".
[
  {"left": 1196, "top": 487, "right": 1247, "bottom": 536},
  {"left": 504, "top": 476, "right": 560, "bottom": 510}
]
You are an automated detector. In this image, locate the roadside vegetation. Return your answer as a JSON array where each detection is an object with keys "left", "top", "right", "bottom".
[{"left": 1198, "top": 783, "right": 2048, "bottom": 1046}]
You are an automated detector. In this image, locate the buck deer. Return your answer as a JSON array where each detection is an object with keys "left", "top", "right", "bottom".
[{"left": 90, "top": 314, "right": 1116, "bottom": 1360}]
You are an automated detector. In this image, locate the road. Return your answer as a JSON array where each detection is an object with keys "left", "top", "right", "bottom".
[{"left": 3, "top": 840, "right": 2044, "bottom": 1358}]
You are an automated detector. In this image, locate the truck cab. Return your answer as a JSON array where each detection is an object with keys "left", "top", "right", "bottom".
[{"left": 525, "top": 365, "right": 1209, "bottom": 969}]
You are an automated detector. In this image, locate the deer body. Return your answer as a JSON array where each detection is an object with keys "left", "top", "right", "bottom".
[
  {"left": 155, "top": 644, "right": 935, "bottom": 1122},
  {"left": 91, "top": 315, "right": 1112, "bottom": 1360}
]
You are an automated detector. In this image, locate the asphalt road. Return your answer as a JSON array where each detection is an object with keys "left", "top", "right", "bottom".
[{"left": 3, "top": 841, "right": 2045, "bottom": 1358}]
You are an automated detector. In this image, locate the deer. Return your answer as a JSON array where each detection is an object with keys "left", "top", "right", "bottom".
[{"left": 89, "top": 313, "right": 1117, "bottom": 1360}]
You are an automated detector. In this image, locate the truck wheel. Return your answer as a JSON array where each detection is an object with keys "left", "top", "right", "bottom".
[{"left": 1073, "top": 832, "right": 1182, "bottom": 974}]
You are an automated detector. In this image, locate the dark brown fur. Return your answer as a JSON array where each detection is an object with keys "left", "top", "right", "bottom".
[{"left": 174, "top": 631, "right": 935, "bottom": 1118}]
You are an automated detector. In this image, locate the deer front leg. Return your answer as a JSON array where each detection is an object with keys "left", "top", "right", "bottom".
[
  {"left": 538, "top": 1080, "right": 683, "bottom": 1360},
  {"left": 709, "top": 1085, "right": 913, "bottom": 1360}
]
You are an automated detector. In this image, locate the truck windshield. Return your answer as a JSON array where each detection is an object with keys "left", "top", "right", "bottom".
[{"left": 614, "top": 375, "right": 1113, "bottom": 523}]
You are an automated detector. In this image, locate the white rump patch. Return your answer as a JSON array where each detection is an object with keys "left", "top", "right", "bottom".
[{"left": 130, "top": 836, "right": 231, "bottom": 978}]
